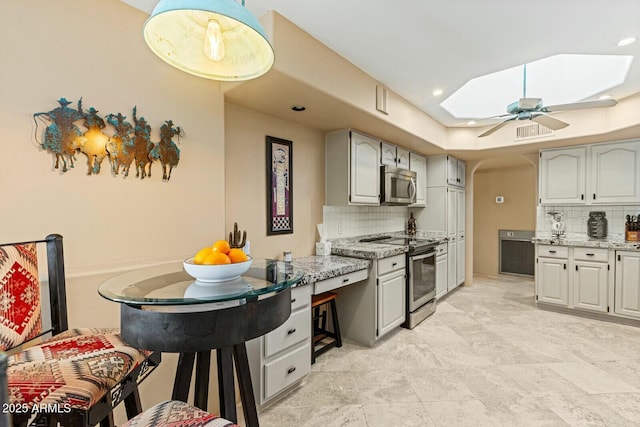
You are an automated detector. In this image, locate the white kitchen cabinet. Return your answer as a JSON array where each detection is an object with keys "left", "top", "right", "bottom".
[
  {"left": 326, "top": 129, "right": 381, "bottom": 205},
  {"left": 428, "top": 154, "right": 465, "bottom": 188},
  {"left": 377, "top": 268, "right": 406, "bottom": 336},
  {"left": 421, "top": 183, "right": 465, "bottom": 293},
  {"left": 380, "top": 141, "right": 410, "bottom": 169},
  {"left": 247, "top": 285, "right": 312, "bottom": 406},
  {"left": 573, "top": 260, "right": 609, "bottom": 313},
  {"left": 409, "top": 152, "right": 427, "bottom": 207},
  {"left": 536, "top": 245, "right": 569, "bottom": 306},
  {"left": 614, "top": 251, "right": 640, "bottom": 319},
  {"left": 572, "top": 247, "right": 609, "bottom": 313},
  {"left": 336, "top": 254, "right": 405, "bottom": 346},
  {"left": 539, "top": 146, "right": 587, "bottom": 205},
  {"left": 435, "top": 244, "right": 448, "bottom": 299},
  {"left": 590, "top": 140, "right": 640, "bottom": 204}
]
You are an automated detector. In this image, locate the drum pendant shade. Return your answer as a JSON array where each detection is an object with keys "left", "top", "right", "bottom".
[{"left": 143, "top": 0, "right": 274, "bottom": 81}]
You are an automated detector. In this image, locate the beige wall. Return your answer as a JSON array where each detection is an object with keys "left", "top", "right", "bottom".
[
  {"left": 473, "top": 164, "right": 537, "bottom": 275},
  {"left": 3, "top": 0, "right": 227, "bottom": 421},
  {"left": 224, "top": 104, "right": 325, "bottom": 259}
]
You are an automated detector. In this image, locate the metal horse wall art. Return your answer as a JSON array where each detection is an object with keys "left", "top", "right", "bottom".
[{"left": 33, "top": 98, "right": 182, "bottom": 181}]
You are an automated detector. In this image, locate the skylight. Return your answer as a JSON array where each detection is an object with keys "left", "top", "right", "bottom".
[{"left": 440, "top": 54, "right": 633, "bottom": 120}]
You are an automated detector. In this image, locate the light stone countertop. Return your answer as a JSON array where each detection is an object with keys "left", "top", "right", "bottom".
[
  {"left": 533, "top": 234, "right": 640, "bottom": 251},
  {"left": 330, "top": 231, "right": 448, "bottom": 260},
  {"left": 292, "top": 255, "right": 371, "bottom": 287}
]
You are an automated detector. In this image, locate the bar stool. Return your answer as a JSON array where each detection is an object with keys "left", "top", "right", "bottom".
[{"left": 311, "top": 291, "right": 342, "bottom": 364}]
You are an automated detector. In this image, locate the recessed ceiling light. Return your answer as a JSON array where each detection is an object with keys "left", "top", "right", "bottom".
[
  {"left": 617, "top": 37, "right": 637, "bottom": 47},
  {"left": 466, "top": 120, "right": 477, "bottom": 126},
  {"left": 432, "top": 89, "right": 444, "bottom": 97},
  {"left": 598, "top": 94, "right": 612, "bottom": 100},
  {"left": 291, "top": 105, "right": 306, "bottom": 112}
]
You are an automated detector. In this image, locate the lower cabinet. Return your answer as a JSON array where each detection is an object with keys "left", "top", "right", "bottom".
[
  {"left": 336, "top": 254, "right": 406, "bottom": 346},
  {"left": 435, "top": 244, "right": 447, "bottom": 299},
  {"left": 614, "top": 251, "right": 640, "bottom": 319},
  {"left": 247, "top": 285, "right": 312, "bottom": 406},
  {"left": 536, "top": 244, "right": 617, "bottom": 316}
]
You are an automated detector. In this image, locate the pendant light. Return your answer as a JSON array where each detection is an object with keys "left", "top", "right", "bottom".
[{"left": 143, "top": 0, "right": 274, "bottom": 81}]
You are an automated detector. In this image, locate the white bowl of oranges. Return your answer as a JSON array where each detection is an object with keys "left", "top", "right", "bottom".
[{"left": 183, "top": 240, "right": 252, "bottom": 283}]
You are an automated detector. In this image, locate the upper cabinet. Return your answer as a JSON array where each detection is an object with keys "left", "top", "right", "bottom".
[
  {"left": 427, "top": 155, "right": 466, "bottom": 188},
  {"left": 590, "top": 140, "right": 640, "bottom": 204},
  {"left": 326, "top": 129, "right": 381, "bottom": 205},
  {"left": 539, "top": 139, "right": 640, "bottom": 205},
  {"left": 409, "top": 152, "right": 427, "bottom": 207},
  {"left": 381, "top": 142, "right": 410, "bottom": 169},
  {"left": 539, "top": 147, "right": 587, "bottom": 205}
]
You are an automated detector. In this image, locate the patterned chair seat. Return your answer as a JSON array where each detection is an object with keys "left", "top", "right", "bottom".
[
  {"left": 8, "top": 328, "right": 155, "bottom": 413},
  {"left": 121, "top": 400, "right": 238, "bottom": 427}
]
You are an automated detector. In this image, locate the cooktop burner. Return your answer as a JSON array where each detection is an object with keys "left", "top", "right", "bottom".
[{"left": 359, "top": 235, "right": 437, "bottom": 250}]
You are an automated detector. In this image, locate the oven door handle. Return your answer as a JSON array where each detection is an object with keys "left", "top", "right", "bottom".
[{"left": 411, "top": 251, "right": 436, "bottom": 261}]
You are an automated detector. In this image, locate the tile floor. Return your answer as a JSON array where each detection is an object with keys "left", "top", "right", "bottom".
[{"left": 253, "top": 274, "right": 640, "bottom": 426}]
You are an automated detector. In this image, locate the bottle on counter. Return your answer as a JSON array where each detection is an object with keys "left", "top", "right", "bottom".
[{"left": 407, "top": 212, "right": 417, "bottom": 236}]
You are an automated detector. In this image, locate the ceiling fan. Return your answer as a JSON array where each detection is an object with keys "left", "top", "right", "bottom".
[{"left": 478, "top": 64, "right": 618, "bottom": 137}]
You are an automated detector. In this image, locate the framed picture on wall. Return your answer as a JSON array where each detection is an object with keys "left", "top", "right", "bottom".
[{"left": 266, "top": 136, "right": 293, "bottom": 235}]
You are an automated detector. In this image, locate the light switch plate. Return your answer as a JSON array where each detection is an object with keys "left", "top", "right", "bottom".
[{"left": 496, "top": 196, "right": 504, "bottom": 203}]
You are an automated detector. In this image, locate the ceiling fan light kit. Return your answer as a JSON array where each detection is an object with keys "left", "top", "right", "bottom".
[{"left": 143, "top": 0, "right": 275, "bottom": 81}]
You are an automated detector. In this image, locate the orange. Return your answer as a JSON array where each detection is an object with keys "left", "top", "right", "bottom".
[
  {"left": 228, "top": 248, "right": 248, "bottom": 263},
  {"left": 193, "top": 247, "right": 213, "bottom": 264},
  {"left": 212, "top": 240, "right": 231, "bottom": 254},
  {"left": 202, "top": 252, "right": 231, "bottom": 265}
]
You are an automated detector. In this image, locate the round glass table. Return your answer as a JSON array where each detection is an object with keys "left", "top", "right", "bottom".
[{"left": 99, "top": 259, "right": 305, "bottom": 427}]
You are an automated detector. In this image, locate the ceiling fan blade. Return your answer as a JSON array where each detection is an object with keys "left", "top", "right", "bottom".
[
  {"left": 543, "top": 98, "right": 617, "bottom": 112},
  {"left": 478, "top": 116, "right": 516, "bottom": 137},
  {"left": 531, "top": 114, "right": 569, "bottom": 131}
]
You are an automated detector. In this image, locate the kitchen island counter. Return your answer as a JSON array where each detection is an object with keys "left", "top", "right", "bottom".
[{"left": 533, "top": 235, "right": 640, "bottom": 251}]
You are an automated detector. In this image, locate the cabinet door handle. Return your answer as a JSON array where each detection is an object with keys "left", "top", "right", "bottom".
[
  {"left": 342, "top": 278, "right": 349, "bottom": 283},
  {"left": 291, "top": 298, "right": 296, "bottom": 303},
  {"left": 287, "top": 367, "right": 296, "bottom": 374},
  {"left": 581, "top": 194, "right": 584, "bottom": 200},
  {"left": 593, "top": 194, "right": 596, "bottom": 200},
  {"left": 287, "top": 328, "right": 296, "bottom": 335},
  {"left": 563, "top": 264, "right": 567, "bottom": 270}
]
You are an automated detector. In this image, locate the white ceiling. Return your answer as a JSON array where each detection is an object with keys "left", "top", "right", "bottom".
[{"left": 124, "top": 0, "right": 640, "bottom": 128}]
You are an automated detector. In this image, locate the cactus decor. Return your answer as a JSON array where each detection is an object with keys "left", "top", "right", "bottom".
[{"left": 228, "top": 222, "right": 247, "bottom": 249}]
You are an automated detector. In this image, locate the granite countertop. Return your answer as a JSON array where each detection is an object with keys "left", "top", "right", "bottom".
[
  {"left": 330, "top": 231, "right": 448, "bottom": 260},
  {"left": 292, "top": 255, "right": 371, "bottom": 286},
  {"left": 533, "top": 235, "right": 640, "bottom": 251}
]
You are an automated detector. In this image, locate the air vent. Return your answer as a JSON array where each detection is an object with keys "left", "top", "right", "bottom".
[{"left": 515, "top": 123, "right": 553, "bottom": 140}]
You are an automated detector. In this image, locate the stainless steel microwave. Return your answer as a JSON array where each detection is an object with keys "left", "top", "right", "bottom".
[{"left": 380, "top": 166, "right": 417, "bottom": 205}]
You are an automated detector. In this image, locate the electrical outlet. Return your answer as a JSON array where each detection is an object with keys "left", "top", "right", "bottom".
[
  {"left": 337, "top": 223, "right": 343, "bottom": 235},
  {"left": 507, "top": 231, "right": 515, "bottom": 237}
]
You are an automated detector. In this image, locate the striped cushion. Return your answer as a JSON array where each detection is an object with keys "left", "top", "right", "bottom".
[
  {"left": 8, "top": 328, "right": 152, "bottom": 411},
  {"left": 122, "top": 400, "right": 238, "bottom": 427}
]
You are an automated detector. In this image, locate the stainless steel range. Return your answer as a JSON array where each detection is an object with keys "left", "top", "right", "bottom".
[{"left": 359, "top": 235, "right": 438, "bottom": 329}]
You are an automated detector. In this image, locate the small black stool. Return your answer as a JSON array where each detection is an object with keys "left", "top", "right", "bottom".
[{"left": 311, "top": 291, "right": 342, "bottom": 364}]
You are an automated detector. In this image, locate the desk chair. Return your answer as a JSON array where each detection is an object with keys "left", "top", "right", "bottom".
[{"left": 1, "top": 235, "right": 160, "bottom": 426}]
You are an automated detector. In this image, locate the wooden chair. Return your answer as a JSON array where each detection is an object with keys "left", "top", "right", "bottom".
[
  {"left": 311, "top": 291, "right": 342, "bottom": 364},
  {"left": 0, "top": 234, "right": 160, "bottom": 426}
]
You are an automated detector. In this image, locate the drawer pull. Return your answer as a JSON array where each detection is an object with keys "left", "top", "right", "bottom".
[
  {"left": 392, "top": 262, "right": 397, "bottom": 267},
  {"left": 342, "top": 278, "right": 349, "bottom": 283},
  {"left": 291, "top": 298, "right": 296, "bottom": 303},
  {"left": 287, "top": 328, "right": 296, "bottom": 335},
  {"left": 287, "top": 367, "right": 296, "bottom": 374},
  {"left": 549, "top": 250, "right": 557, "bottom": 254},
  {"left": 586, "top": 253, "right": 595, "bottom": 256}
]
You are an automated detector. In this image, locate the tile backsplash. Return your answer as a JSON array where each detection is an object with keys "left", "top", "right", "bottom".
[
  {"left": 536, "top": 204, "right": 640, "bottom": 238},
  {"left": 323, "top": 205, "right": 409, "bottom": 239}
]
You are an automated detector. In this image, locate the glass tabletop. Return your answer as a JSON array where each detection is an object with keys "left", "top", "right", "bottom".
[{"left": 98, "top": 259, "right": 305, "bottom": 305}]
